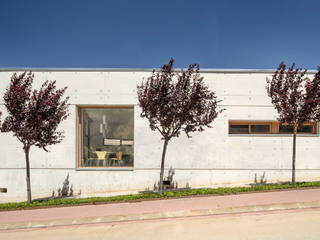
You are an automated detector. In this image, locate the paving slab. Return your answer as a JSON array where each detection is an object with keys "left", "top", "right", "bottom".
[{"left": 0, "top": 188, "right": 320, "bottom": 230}]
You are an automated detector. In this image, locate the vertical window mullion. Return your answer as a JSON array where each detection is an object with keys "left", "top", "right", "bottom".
[{"left": 81, "top": 108, "right": 84, "bottom": 167}]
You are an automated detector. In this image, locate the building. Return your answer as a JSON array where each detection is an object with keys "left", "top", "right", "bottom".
[{"left": 1, "top": 68, "right": 320, "bottom": 203}]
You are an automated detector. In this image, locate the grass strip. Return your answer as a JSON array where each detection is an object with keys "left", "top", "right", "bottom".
[{"left": 1, "top": 181, "right": 320, "bottom": 210}]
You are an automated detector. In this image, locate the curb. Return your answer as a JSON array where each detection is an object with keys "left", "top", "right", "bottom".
[{"left": 1, "top": 201, "right": 320, "bottom": 231}]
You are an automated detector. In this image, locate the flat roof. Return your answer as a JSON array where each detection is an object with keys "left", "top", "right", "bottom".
[{"left": 0, "top": 68, "right": 318, "bottom": 74}]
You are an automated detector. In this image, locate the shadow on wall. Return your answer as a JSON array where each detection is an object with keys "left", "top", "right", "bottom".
[
  {"left": 56, "top": 173, "right": 73, "bottom": 197},
  {"left": 140, "top": 167, "right": 190, "bottom": 193},
  {"left": 250, "top": 172, "right": 297, "bottom": 186},
  {"left": 34, "top": 173, "right": 81, "bottom": 201},
  {"left": 250, "top": 172, "right": 267, "bottom": 186},
  {"left": 154, "top": 167, "right": 177, "bottom": 191}
]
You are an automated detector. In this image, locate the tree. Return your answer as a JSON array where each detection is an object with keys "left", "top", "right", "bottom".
[
  {"left": 0, "top": 72, "right": 69, "bottom": 203},
  {"left": 137, "top": 59, "right": 224, "bottom": 194},
  {"left": 266, "top": 63, "right": 320, "bottom": 184}
]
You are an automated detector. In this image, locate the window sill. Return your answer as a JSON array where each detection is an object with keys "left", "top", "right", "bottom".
[
  {"left": 228, "top": 133, "right": 319, "bottom": 137},
  {"left": 76, "top": 167, "right": 134, "bottom": 171}
]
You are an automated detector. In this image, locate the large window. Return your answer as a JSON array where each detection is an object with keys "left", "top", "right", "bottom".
[
  {"left": 229, "top": 121, "right": 317, "bottom": 135},
  {"left": 78, "top": 106, "right": 134, "bottom": 168}
]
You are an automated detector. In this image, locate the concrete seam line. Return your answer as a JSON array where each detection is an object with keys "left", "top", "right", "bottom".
[{"left": 1, "top": 201, "right": 320, "bottom": 231}]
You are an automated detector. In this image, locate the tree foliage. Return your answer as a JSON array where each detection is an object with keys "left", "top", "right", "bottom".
[
  {"left": 138, "top": 58, "right": 223, "bottom": 141},
  {"left": 0, "top": 71, "right": 69, "bottom": 202},
  {"left": 267, "top": 62, "right": 320, "bottom": 125},
  {"left": 1, "top": 72, "right": 69, "bottom": 149},
  {"left": 137, "top": 58, "right": 223, "bottom": 193}
]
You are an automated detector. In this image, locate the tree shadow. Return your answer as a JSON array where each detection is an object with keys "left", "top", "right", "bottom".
[
  {"left": 250, "top": 172, "right": 267, "bottom": 186},
  {"left": 140, "top": 167, "right": 190, "bottom": 193},
  {"left": 56, "top": 173, "right": 73, "bottom": 197},
  {"left": 34, "top": 173, "right": 79, "bottom": 201}
]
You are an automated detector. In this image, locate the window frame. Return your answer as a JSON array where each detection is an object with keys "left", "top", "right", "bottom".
[
  {"left": 229, "top": 120, "right": 317, "bottom": 135},
  {"left": 77, "top": 105, "right": 134, "bottom": 169}
]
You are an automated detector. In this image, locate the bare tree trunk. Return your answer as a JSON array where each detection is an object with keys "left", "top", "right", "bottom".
[
  {"left": 159, "top": 139, "right": 169, "bottom": 194},
  {"left": 24, "top": 145, "right": 32, "bottom": 203},
  {"left": 292, "top": 126, "right": 297, "bottom": 185}
]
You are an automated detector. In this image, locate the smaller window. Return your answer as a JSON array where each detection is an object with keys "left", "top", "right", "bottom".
[
  {"left": 279, "top": 125, "right": 293, "bottom": 133},
  {"left": 279, "top": 124, "right": 314, "bottom": 134},
  {"left": 229, "top": 121, "right": 317, "bottom": 135},
  {"left": 251, "top": 125, "right": 270, "bottom": 133},
  {"left": 229, "top": 122, "right": 271, "bottom": 134},
  {"left": 229, "top": 125, "right": 249, "bottom": 134},
  {"left": 299, "top": 125, "right": 313, "bottom": 133}
]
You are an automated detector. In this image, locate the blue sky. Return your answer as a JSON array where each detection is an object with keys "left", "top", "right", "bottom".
[{"left": 1, "top": 0, "right": 319, "bottom": 69}]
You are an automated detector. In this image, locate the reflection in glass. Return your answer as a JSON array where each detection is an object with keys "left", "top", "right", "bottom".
[
  {"left": 279, "top": 125, "right": 294, "bottom": 133},
  {"left": 82, "top": 108, "right": 134, "bottom": 167},
  {"left": 229, "top": 125, "right": 249, "bottom": 134},
  {"left": 299, "top": 125, "right": 313, "bottom": 133},
  {"left": 251, "top": 125, "right": 270, "bottom": 133},
  {"left": 279, "top": 125, "right": 313, "bottom": 134}
]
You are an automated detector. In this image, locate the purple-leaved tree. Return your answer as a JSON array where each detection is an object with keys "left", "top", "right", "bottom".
[
  {"left": 137, "top": 59, "right": 224, "bottom": 194},
  {"left": 266, "top": 63, "right": 320, "bottom": 184},
  {"left": 0, "top": 72, "right": 69, "bottom": 203}
]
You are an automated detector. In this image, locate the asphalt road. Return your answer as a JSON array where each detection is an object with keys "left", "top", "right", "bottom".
[{"left": 1, "top": 208, "right": 320, "bottom": 240}]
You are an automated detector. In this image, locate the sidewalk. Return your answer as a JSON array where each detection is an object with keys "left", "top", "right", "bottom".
[{"left": 1, "top": 188, "right": 320, "bottom": 230}]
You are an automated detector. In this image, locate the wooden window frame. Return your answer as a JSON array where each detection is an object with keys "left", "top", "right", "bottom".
[
  {"left": 77, "top": 105, "right": 134, "bottom": 168},
  {"left": 229, "top": 121, "right": 317, "bottom": 135}
]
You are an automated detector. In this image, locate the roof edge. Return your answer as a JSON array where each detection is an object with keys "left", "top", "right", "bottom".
[{"left": 0, "top": 68, "right": 318, "bottom": 74}]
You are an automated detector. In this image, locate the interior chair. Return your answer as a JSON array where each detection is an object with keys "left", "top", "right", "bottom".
[
  {"left": 95, "top": 151, "right": 108, "bottom": 166},
  {"left": 84, "top": 150, "right": 98, "bottom": 166},
  {"left": 110, "top": 152, "right": 123, "bottom": 166}
]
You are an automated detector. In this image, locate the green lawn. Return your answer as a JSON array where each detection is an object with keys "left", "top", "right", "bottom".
[{"left": 1, "top": 181, "right": 320, "bottom": 211}]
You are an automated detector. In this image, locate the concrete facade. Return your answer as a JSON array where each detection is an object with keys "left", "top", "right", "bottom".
[{"left": 1, "top": 69, "right": 320, "bottom": 203}]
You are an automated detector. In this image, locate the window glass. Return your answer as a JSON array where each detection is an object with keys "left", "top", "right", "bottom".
[
  {"left": 229, "top": 121, "right": 316, "bottom": 135},
  {"left": 251, "top": 125, "right": 270, "bottom": 133},
  {"left": 298, "top": 125, "right": 313, "bottom": 133},
  {"left": 81, "top": 107, "right": 134, "bottom": 167},
  {"left": 229, "top": 125, "right": 249, "bottom": 134},
  {"left": 279, "top": 125, "right": 293, "bottom": 133},
  {"left": 279, "top": 124, "right": 313, "bottom": 134}
]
